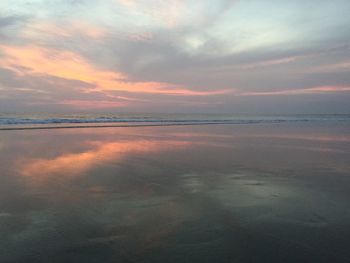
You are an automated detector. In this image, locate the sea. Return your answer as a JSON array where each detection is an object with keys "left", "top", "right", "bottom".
[{"left": 1, "top": 112, "right": 349, "bottom": 129}]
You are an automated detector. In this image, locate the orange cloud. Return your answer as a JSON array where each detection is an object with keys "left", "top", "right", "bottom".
[
  {"left": 0, "top": 45, "right": 228, "bottom": 97},
  {"left": 0, "top": 45, "right": 122, "bottom": 83}
]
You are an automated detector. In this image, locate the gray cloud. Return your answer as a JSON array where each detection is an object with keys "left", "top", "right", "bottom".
[
  {"left": 0, "top": 14, "right": 28, "bottom": 41},
  {"left": 0, "top": 0, "right": 350, "bottom": 113}
]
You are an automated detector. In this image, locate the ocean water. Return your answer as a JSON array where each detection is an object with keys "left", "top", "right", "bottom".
[
  {"left": 0, "top": 120, "right": 350, "bottom": 262},
  {"left": 0, "top": 113, "right": 349, "bottom": 129}
]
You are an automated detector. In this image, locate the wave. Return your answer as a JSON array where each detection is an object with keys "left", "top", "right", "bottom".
[{"left": 0, "top": 115, "right": 349, "bottom": 130}]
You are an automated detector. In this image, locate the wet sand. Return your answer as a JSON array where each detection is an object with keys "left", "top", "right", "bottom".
[{"left": 0, "top": 122, "right": 350, "bottom": 262}]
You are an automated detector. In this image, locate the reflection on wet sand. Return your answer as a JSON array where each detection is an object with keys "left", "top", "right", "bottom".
[
  {"left": 257, "top": 134, "right": 350, "bottom": 142},
  {"left": 1, "top": 124, "right": 350, "bottom": 263},
  {"left": 20, "top": 140, "right": 190, "bottom": 178}
]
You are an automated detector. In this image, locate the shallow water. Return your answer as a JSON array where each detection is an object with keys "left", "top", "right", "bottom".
[{"left": 0, "top": 122, "right": 350, "bottom": 262}]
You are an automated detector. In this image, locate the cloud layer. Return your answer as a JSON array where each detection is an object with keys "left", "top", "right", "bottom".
[{"left": 0, "top": 0, "right": 350, "bottom": 113}]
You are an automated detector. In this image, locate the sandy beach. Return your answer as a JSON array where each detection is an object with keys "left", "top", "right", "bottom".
[
  {"left": 1, "top": 0, "right": 350, "bottom": 261},
  {"left": 0, "top": 122, "right": 350, "bottom": 262}
]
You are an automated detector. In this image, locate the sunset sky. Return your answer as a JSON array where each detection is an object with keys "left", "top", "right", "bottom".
[{"left": 0, "top": 0, "right": 349, "bottom": 113}]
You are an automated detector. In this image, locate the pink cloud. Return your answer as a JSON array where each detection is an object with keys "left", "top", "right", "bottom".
[
  {"left": 308, "top": 61, "right": 350, "bottom": 73},
  {"left": 0, "top": 44, "right": 229, "bottom": 100},
  {"left": 238, "top": 56, "right": 299, "bottom": 70},
  {"left": 24, "top": 21, "right": 108, "bottom": 40},
  {"left": 242, "top": 86, "right": 350, "bottom": 96},
  {"left": 57, "top": 100, "right": 127, "bottom": 109}
]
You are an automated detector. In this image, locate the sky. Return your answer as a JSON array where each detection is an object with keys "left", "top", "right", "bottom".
[{"left": 0, "top": 0, "right": 349, "bottom": 114}]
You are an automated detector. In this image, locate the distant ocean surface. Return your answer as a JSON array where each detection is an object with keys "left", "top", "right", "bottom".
[{"left": 0, "top": 113, "right": 350, "bottom": 129}]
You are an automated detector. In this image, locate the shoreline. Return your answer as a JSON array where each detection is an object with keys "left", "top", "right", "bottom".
[
  {"left": 0, "top": 121, "right": 284, "bottom": 131},
  {"left": 1, "top": 119, "right": 349, "bottom": 131}
]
